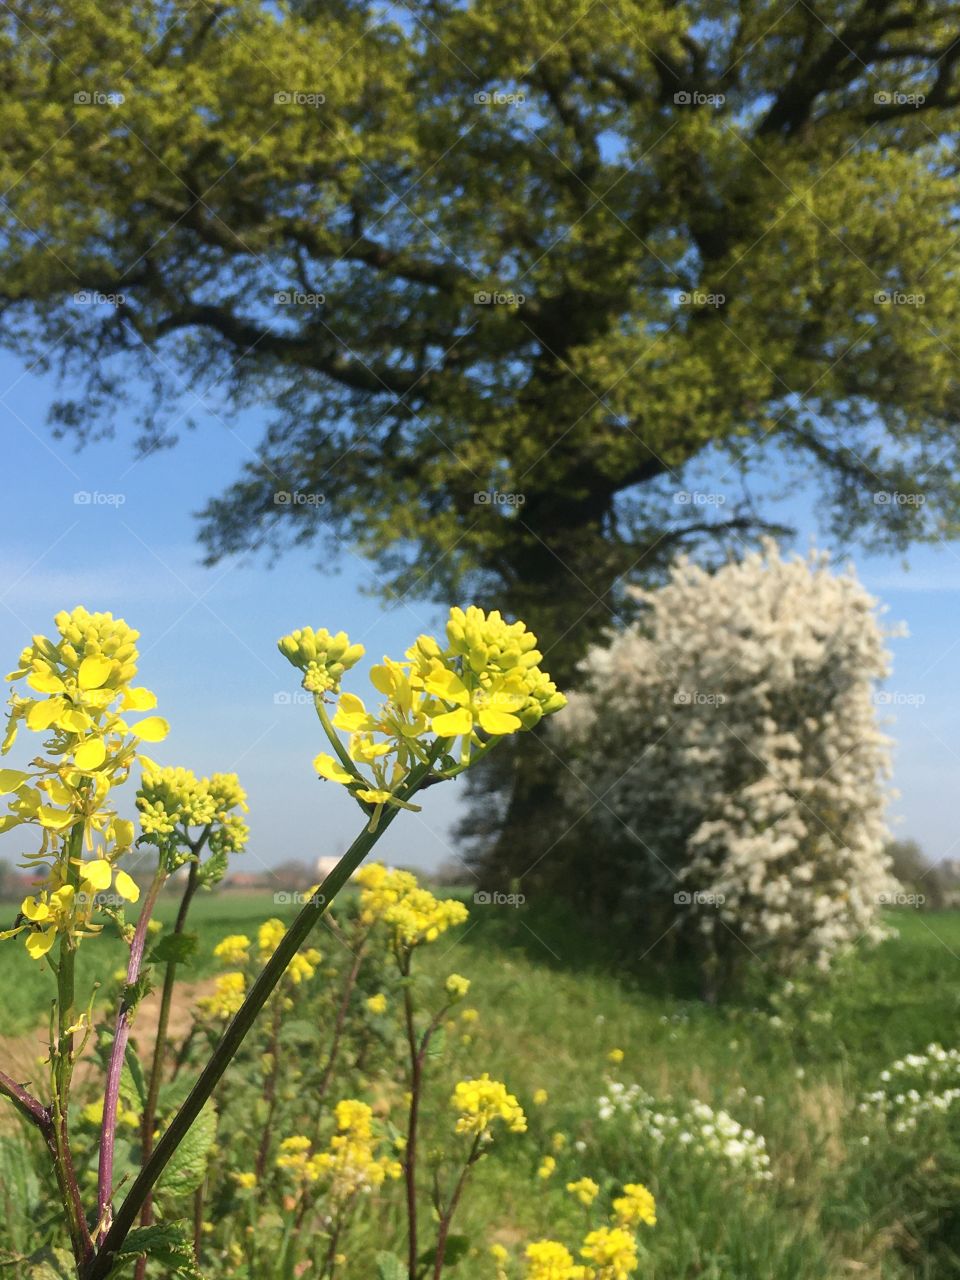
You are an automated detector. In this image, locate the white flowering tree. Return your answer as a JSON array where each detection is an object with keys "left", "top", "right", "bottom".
[{"left": 559, "top": 542, "right": 899, "bottom": 984}]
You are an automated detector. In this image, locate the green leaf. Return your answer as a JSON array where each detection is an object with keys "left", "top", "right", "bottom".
[
  {"left": 121, "top": 1044, "right": 147, "bottom": 1110},
  {"left": 425, "top": 1025, "right": 447, "bottom": 1059},
  {"left": 148, "top": 932, "right": 198, "bottom": 967},
  {"left": 4, "top": 1246, "right": 75, "bottom": 1279},
  {"left": 156, "top": 1102, "right": 217, "bottom": 1198},
  {"left": 419, "top": 1235, "right": 470, "bottom": 1268},
  {"left": 375, "top": 1252, "right": 406, "bottom": 1280},
  {"left": 108, "top": 1222, "right": 205, "bottom": 1278},
  {"left": 0, "top": 1135, "right": 42, "bottom": 1253}
]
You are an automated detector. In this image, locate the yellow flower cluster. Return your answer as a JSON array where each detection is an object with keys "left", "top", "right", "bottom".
[
  {"left": 366, "top": 993, "right": 388, "bottom": 1014},
  {"left": 356, "top": 862, "right": 469, "bottom": 948},
  {"left": 202, "top": 921, "right": 321, "bottom": 1013},
  {"left": 580, "top": 1227, "right": 638, "bottom": 1280},
  {"left": 277, "top": 627, "right": 365, "bottom": 695},
  {"left": 283, "top": 606, "right": 565, "bottom": 827},
  {"left": 524, "top": 1240, "right": 591, "bottom": 1280},
  {"left": 276, "top": 1099, "right": 401, "bottom": 1202},
  {"left": 445, "top": 973, "right": 471, "bottom": 999},
  {"left": 451, "top": 1074, "right": 527, "bottom": 1140},
  {"left": 612, "top": 1183, "right": 656, "bottom": 1228},
  {"left": 567, "top": 1177, "right": 600, "bottom": 1207},
  {"left": 0, "top": 608, "right": 168, "bottom": 958},
  {"left": 137, "top": 764, "right": 248, "bottom": 862},
  {"left": 198, "top": 971, "right": 247, "bottom": 1018}
]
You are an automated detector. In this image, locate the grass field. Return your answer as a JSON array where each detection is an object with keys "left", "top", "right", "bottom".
[{"left": 2, "top": 894, "right": 959, "bottom": 1277}]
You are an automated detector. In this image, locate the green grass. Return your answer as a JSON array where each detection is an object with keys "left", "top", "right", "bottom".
[{"left": 2, "top": 894, "right": 958, "bottom": 1277}]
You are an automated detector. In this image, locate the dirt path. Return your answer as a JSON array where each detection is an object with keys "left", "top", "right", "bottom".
[{"left": 0, "top": 978, "right": 217, "bottom": 1134}]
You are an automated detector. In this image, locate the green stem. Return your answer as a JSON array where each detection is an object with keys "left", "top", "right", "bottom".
[
  {"left": 314, "top": 699, "right": 367, "bottom": 784},
  {"left": 85, "top": 748, "right": 439, "bottom": 1280}
]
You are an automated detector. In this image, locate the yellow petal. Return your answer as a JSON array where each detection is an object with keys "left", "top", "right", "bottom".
[
  {"left": 0, "top": 768, "right": 29, "bottom": 793},
  {"left": 133, "top": 716, "right": 169, "bottom": 743},
  {"left": 78, "top": 656, "right": 114, "bottom": 690},
  {"left": 122, "top": 687, "right": 157, "bottom": 711},
  {"left": 114, "top": 869, "right": 140, "bottom": 902},
  {"left": 25, "top": 929, "right": 57, "bottom": 960},
  {"left": 112, "top": 819, "right": 135, "bottom": 849},
  {"left": 80, "top": 859, "right": 112, "bottom": 891},
  {"left": 477, "top": 708, "right": 522, "bottom": 735},
  {"left": 27, "top": 671, "right": 65, "bottom": 695},
  {"left": 75, "top": 738, "right": 107, "bottom": 771},
  {"left": 21, "top": 896, "right": 51, "bottom": 922},
  {"left": 431, "top": 707, "right": 474, "bottom": 737},
  {"left": 424, "top": 668, "right": 469, "bottom": 704},
  {"left": 58, "top": 708, "right": 92, "bottom": 734},
  {"left": 26, "top": 699, "right": 64, "bottom": 731},
  {"left": 38, "top": 806, "right": 75, "bottom": 830},
  {"left": 313, "top": 753, "right": 355, "bottom": 784}
]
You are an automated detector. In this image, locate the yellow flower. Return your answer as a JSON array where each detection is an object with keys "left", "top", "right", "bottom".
[
  {"left": 445, "top": 973, "right": 471, "bottom": 1000},
  {"left": 490, "top": 1244, "right": 509, "bottom": 1264},
  {"left": 537, "top": 1155, "right": 557, "bottom": 1179},
  {"left": 287, "top": 950, "right": 320, "bottom": 984},
  {"left": 580, "top": 1227, "right": 639, "bottom": 1280},
  {"left": 356, "top": 863, "right": 468, "bottom": 948},
  {"left": 277, "top": 1101, "right": 401, "bottom": 1201},
  {"left": 524, "top": 1239, "right": 591, "bottom": 1279},
  {"left": 607, "top": 1048, "right": 625, "bottom": 1065},
  {"left": 451, "top": 1074, "right": 527, "bottom": 1139},
  {"left": 277, "top": 627, "right": 365, "bottom": 695},
  {"left": 198, "top": 971, "right": 247, "bottom": 1018},
  {"left": 552, "top": 1132, "right": 567, "bottom": 1152},
  {"left": 258, "top": 918, "right": 286, "bottom": 957},
  {"left": 366, "top": 993, "right": 388, "bottom": 1014},
  {"left": 213, "top": 935, "right": 251, "bottom": 966},
  {"left": 232, "top": 1171, "right": 257, "bottom": 1190},
  {"left": 567, "top": 1176, "right": 600, "bottom": 1207},
  {"left": 461, "top": 1007, "right": 479, "bottom": 1024},
  {"left": 612, "top": 1183, "right": 656, "bottom": 1228},
  {"left": 533, "top": 1088, "right": 549, "bottom": 1106}
]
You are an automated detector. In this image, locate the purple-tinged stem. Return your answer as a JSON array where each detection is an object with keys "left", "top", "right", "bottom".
[
  {"left": 0, "top": 1068, "right": 50, "bottom": 1132},
  {"left": 97, "top": 871, "right": 165, "bottom": 1239}
]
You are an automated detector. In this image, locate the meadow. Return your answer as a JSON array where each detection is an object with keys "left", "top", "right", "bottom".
[{"left": 3, "top": 889, "right": 957, "bottom": 1278}]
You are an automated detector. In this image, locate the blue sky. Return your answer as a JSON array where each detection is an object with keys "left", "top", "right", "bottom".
[{"left": 1, "top": 345, "right": 958, "bottom": 877}]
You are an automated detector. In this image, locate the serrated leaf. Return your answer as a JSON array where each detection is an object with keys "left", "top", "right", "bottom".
[
  {"left": 108, "top": 1222, "right": 204, "bottom": 1278},
  {"left": 156, "top": 1102, "right": 217, "bottom": 1197},
  {"left": 425, "top": 1025, "right": 447, "bottom": 1058},
  {"left": 375, "top": 1252, "right": 406, "bottom": 1280},
  {"left": 148, "top": 932, "right": 198, "bottom": 967},
  {"left": 121, "top": 1045, "right": 147, "bottom": 1110}
]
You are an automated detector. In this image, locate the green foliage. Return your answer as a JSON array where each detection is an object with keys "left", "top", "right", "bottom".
[
  {"left": 0, "top": 1135, "right": 45, "bottom": 1255},
  {"left": 147, "top": 933, "right": 199, "bottom": 968},
  {"left": 2, "top": 2, "right": 960, "bottom": 671},
  {"left": 155, "top": 1104, "right": 218, "bottom": 1199},
  {"left": 108, "top": 1223, "right": 204, "bottom": 1279}
]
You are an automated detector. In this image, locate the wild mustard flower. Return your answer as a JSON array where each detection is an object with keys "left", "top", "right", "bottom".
[
  {"left": 538, "top": 1154, "right": 557, "bottom": 1179},
  {"left": 524, "top": 1240, "right": 591, "bottom": 1279},
  {"left": 0, "top": 607, "right": 167, "bottom": 958},
  {"left": 366, "top": 993, "right": 388, "bottom": 1014},
  {"left": 257, "top": 918, "right": 286, "bottom": 956},
  {"left": 276, "top": 1100, "right": 401, "bottom": 1201},
  {"left": 445, "top": 973, "right": 471, "bottom": 1000},
  {"left": 213, "top": 935, "right": 251, "bottom": 966},
  {"left": 567, "top": 1176, "right": 600, "bottom": 1206},
  {"left": 533, "top": 1087, "right": 549, "bottom": 1106},
  {"left": 137, "top": 764, "right": 249, "bottom": 864},
  {"left": 198, "top": 971, "right": 247, "bottom": 1018},
  {"left": 451, "top": 1074, "right": 527, "bottom": 1139},
  {"left": 580, "top": 1226, "right": 639, "bottom": 1279},
  {"left": 356, "top": 863, "right": 468, "bottom": 949},
  {"left": 280, "top": 605, "right": 565, "bottom": 829},
  {"left": 607, "top": 1048, "right": 625, "bottom": 1065},
  {"left": 612, "top": 1183, "right": 657, "bottom": 1228}
]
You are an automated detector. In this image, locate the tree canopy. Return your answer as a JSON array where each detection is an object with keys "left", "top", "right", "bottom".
[{"left": 2, "top": 0, "right": 960, "bottom": 669}]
